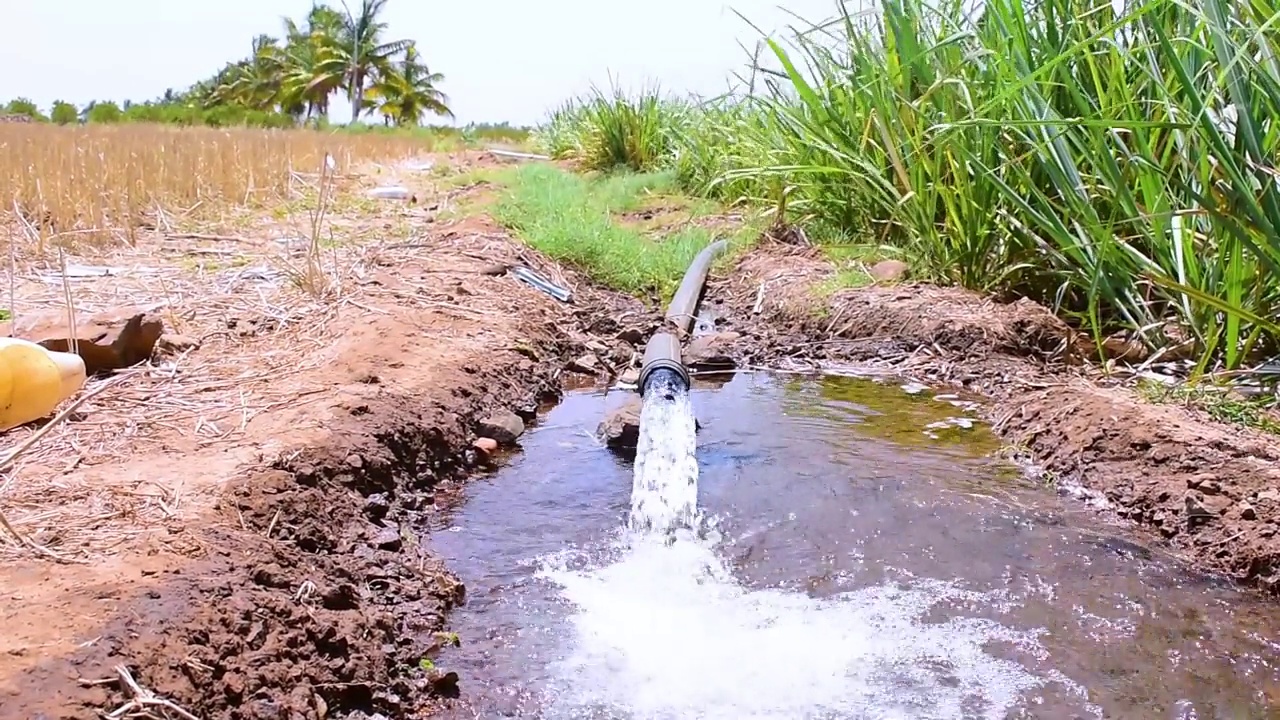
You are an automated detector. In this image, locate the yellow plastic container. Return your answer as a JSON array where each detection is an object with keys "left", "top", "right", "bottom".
[{"left": 0, "top": 337, "right": 87, "bottom": 431}]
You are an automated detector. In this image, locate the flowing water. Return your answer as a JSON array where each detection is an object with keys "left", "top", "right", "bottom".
[{"left": 430, "top": 372, "right": 1280, "bottom": 719}]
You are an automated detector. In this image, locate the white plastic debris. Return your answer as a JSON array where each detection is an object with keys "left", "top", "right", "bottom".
[{"left": 367, "top": 185, "right": 412, "bottom": 200}]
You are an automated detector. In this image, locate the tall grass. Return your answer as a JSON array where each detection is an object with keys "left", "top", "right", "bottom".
[
  {"left": 534, "top": 86, "right": 697, "bottom": 172},
  {"left": 538, "top": 0, "right": 1280, "bottom": 374}
]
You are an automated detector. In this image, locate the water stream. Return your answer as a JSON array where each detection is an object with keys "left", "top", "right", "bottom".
[{"left": 430, "top": 372, "right": 1280, "bottom": 719}]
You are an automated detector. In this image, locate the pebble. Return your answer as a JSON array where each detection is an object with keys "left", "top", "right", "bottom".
[{"left": 901, "top": 382, "right": 929, "bottom": 395}]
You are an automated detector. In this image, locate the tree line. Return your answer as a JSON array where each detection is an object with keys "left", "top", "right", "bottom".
[{"left": 3, "top": 0, "right": 455, "bottom": 129}]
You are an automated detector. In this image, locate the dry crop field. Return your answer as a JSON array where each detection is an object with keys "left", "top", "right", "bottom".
[
  {"left": 1, "top": 123, "right": 436, "bottom": 247},
  {"left": 0, "top": 121, "right": 619, "bottom": 718}
]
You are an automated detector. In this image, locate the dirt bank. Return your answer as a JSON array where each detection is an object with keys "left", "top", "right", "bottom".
[
  {"left": 0, "top": 152, "right": 655, "bottom": 719},
  {"left": 708, "top": 239, "right": 1280, "bottom": 596}
]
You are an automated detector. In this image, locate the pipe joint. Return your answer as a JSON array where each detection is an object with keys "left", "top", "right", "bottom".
[{"left": 638, "top": 332, "right": 690, "bottom": 396}]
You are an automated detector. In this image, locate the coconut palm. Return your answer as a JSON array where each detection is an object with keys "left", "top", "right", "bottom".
[
  {"left": 365, "top": 44, "right": 453, "bottom": 126},
  {"left": 281, "top": 7, "right": 348, "bottom": 123},
  {"left": 333, "top": 0, "right": 413, "bottom": 122},
  {"left": 179, "top": 0, "right": 447, "bottom": 128}
]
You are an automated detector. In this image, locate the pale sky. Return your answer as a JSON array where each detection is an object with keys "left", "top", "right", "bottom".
[{"left": 2, "top": 0, "right": 841, "bottom": 126}]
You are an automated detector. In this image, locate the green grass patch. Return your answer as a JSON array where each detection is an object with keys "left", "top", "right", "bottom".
[
  {"left": 1137, "top": 379, "right": 1280, "bottom": 435},
  {"left": 492, "top": 164, "right": 752, "bottom": 298}
]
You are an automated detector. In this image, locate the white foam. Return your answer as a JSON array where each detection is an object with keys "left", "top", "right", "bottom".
[
  {"left": 534, "top": 379, "right": 1073, "bottom": 719},
  {"left": 532, "top": 528, "right": 1074, "bottom": 719}
]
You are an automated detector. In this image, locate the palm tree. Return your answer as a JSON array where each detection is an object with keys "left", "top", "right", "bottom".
[
  {"left": 282, "top": 7, "right": 347, "bottom": 123},
  {"left": 172, "top": 0, "right": 449, "bottom": 129},
  {"left": 334, "top": 0, "right": 413, "bottom": 122},
  {"left": 366, "top": 44, "right": 453, "bottom": 126}
]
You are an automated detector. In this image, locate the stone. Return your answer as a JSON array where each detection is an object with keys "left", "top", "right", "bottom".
[
  {"left": 156, "top": 332, "right": 200, "bottom": 355},
  {"left": 569, "top": 353, "right": 600, "bottom": 374},
  {"left": 683, "top": 331, "right": 742, "bottom": 369},
  {"left": 618, "top": 367, "right": 641, "bottom": 386},
  {"left": 472, "top": 437, "right": 499, "bottom": 454},
  {"left": 1240, "top": 501, "right": 1258, "bottom": 521},
  {"left": 616, "top": 327, "right": 646, "bottom": 345},
  {"left": 1, "top": 306, "right": 164, "bottom": 375},
  {"left": 371, "top": 525, "right": 402, "bottom": 552},
  {"left": 598, "top": 396, "right": 643, "bottom": 449},
  {"left": 477, "top": 410, "right": 525, "bottom": 445},
  {"left": 869, "top": 259, "right": 909, "bottom": 283},
  {"left": 363, "top": 493, "right": 391, "bottom": 522},
  {"left": 1101, "top": 332, "right": 1149, "bottom": 363}
]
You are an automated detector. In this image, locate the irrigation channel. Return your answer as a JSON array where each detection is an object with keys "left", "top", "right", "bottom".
[{"left": 430, "top": 245, "right": 1280, "bottom": 719}]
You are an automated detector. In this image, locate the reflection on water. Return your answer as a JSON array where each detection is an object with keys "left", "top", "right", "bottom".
[{"left": 428, "top": 372, "right": 1280, "bottom": 719}]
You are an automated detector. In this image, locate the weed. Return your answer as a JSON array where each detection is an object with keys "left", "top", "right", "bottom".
[
  {"left": 273, "top": 153, "right": 339, "bottom": 298},
  {"left": 492, "top": 164, "right": 755, "bottom": 299},
  {"left": 1137, "top": 379, "right": 1280, "bottom": 435}
]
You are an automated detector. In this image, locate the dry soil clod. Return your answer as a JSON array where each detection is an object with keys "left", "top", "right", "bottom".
[{"left": 2, "top": 306, "right": 164, "bottom": 375}]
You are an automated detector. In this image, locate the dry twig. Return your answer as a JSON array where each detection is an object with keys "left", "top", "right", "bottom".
[{"left": 102, "top": 664, "right": 201, "bottom": 720}]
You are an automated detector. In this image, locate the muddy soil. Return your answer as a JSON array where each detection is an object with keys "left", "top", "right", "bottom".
[
  {"left": 7, "top": 154, "right": 1280, "bottom": 720},
  {"left": 707, "top": 239, "right": 1280, "bottom": 597},
  {"left": 0, "top": 153, "right": 657, "bottom": 720}
]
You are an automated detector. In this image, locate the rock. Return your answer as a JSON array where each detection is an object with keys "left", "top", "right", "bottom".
[
  {"left": 616, "top": 328, "right": 646, "bottom": 345},
  {"left": 472, "top": 437, "right": 499, "bottom": 454},
  {"left": 869, "top": 259, "right": 909, "bottom": 283},
  {"left": 2, "top": 306, "right": 164, "bottom": 375},
  {"left": 683, "top": 331, "right": 742, "bottom": 369},
  {"left": 1258, "top": 489, "right": 1280, "bottom": 503},
  {"left": 427, "top": 670, "right": 461, "bottom": 698},
  {"left": 1240, "top": 501, "right": 1258, "bottom": 521},
  {"left": 371, "top": 525, "right": 402, "bottom": 552},
  {"left": 1101, "top": 332, "right": 1149, "bottom": 363},
  {"left": 363, "top": 493, "right": 391, "bottom": 522},
  {"left": 599, "top": 396, "right": 642, "bottom": 449},
  {"left": 618, "top": 367, "right": 641, "bottom": 386},
  {"left": 477, "top": 410, "right": 525, "bottom": 445},
  {"left": 156, "top": 332, "right": 200, "bottom": 355},
  {"left": 569, "top": 354, "right": 600, "bottom": 374}
]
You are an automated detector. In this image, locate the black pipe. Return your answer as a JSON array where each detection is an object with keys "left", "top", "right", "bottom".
[
  {"left": 665, "top": 238, "right": 729, "bottom": 337},
  {"left": 637, "top": 239, "right": 728, "bottom": 397},
  {"left": 638, "top": 332, "right": 690, "bottom": 396}
]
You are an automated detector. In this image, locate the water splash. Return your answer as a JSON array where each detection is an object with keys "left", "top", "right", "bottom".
[
  {"left": 541, "top": 531, "right": 1077, "bottom": 719},
  {"left": 530, "top": 370, "right": 1079, "bottom": 718},
  {"left": 629, "top": 369, "right": 700, "bottom": 534}
]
